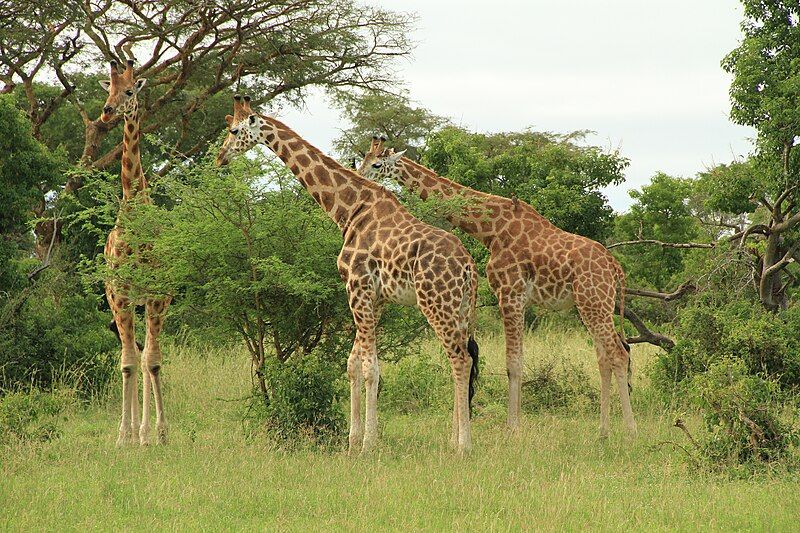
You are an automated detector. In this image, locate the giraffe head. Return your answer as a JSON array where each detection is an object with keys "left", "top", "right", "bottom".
[
  {"left": 357, "top": 135, "right": 405, "bottom": 181},
  {"left": 216, "top": 95, "right": 263, "bottom": 166},
  {"left": 99, "top": 60, "right": 146, "bottom": 122}
]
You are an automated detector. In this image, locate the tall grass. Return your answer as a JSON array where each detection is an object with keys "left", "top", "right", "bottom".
[{"left": 2, "top": 327, "right": 799, "bottom": 531}]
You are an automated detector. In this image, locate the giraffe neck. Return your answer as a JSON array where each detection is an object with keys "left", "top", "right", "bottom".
[
  {"left": 120, "top": 105, "right": 148, "bottom": 201},
  {"left": 256, "top": 115, "right": 393, "bottom": 232},
  {"left": 391, "top": 158, "right": 515, "bottom": 245}
]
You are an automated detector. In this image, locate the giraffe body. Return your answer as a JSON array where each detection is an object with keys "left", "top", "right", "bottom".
[
  {"left": 100, "top": 60, "right": 171, "bottom": 446},
  {"left": 360, "top": 140, "right": 635, "bottom": 437},
  {"left": 217, "top": 97, "right": 479, "bottom": 453}
]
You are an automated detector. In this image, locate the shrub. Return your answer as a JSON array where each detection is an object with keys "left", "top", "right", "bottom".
[
  {"left": 0, "top": 260, "right": 118, "bottom": 397},
  {"left": 652, "top": 301, "right": 800, "bottom": 396},
  {"left": 521, "top": 356, "right": 598, "bottom": 413},
  {"left": 0, "top": 388, "right": 74, "bottom": 444},
  {"left": 691, "top": 359, "right": 798, "bottom": 468},
  {"left": 244, "top": 351, "right": 346, "bottom": 448},
  {"left": 380, "top": 349, "right": 451, "bottom": 413}
]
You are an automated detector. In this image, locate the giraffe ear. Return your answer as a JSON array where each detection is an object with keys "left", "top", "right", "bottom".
[
  {"left": 134, "top": 78, "right": 147, "bottom": 91},
  {"left": 99, "top": 80, "right": 111, "bottom": 91},
  {"left": 225, "top": 115, "right": 234, "bottom": 126}
]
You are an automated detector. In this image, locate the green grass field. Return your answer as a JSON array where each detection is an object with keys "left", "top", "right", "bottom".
[{"left": 2, "top": 329, "right": 799, "bottom": 531}]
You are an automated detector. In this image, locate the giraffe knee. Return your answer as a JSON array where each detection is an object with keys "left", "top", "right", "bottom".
[{"left": 362, "top": 359, "right": 379, "bottom": 384}]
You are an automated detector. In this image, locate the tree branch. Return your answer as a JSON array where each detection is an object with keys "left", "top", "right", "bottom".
[{"left": 608, "top": 239, "right": 713, "bottom": 250}]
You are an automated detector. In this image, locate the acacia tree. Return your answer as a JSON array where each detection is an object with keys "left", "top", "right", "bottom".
[
  {"left": 719, "top": 1, "right": 800, "bottom": 311},
  {"left": 610, "top": 2, "right": 800, "bottom": 312},
  {"left": 423, "top": 127, "right": 628, "bottom": 242},
  {"left": 0, "top": 0, "right": 414, "bottom": 246},
  {"left": 333, "top": 91, "right": 447, "bottom": 162}
]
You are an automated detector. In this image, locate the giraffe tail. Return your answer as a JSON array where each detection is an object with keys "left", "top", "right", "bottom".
[
  {"left": 467, "top": 336, "right": 479, "bottom": 418},
  {"left": 109, "top": 320, "right": 143, "bottom": 352}
]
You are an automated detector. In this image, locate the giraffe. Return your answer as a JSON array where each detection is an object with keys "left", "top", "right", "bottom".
[
  {"left": 359, "top": 136, "right": 636, "bottom": 438},
  {"left": 216, "top": 95, "right": 480, "bottom": 453},
  {"left": 100, "top": 59, "right": 171, "bottom": 446}
]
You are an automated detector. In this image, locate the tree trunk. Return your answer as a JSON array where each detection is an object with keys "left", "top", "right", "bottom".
[{"left": 759, "top": 233, "right": 782, "bottom": 312}]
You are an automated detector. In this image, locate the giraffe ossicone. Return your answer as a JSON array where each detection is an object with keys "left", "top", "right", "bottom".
[
  {"left": 360, "top": 135, "right": 637, "bottom": 438},
  {"left": 218, "top": 95, "right": 480, "bottom": 454}
]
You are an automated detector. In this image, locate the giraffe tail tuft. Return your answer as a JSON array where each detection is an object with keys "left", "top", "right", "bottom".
[{"left": 467, "top": 336, "right": 479, "bottom": 418}]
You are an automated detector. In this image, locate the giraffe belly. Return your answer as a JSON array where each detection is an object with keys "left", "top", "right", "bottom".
[
  {"left": 380, "top": 277, "right": 417, "bottom": 306},
  {"left": 526, "top": 281, "right": 574, "bottom": 311}
]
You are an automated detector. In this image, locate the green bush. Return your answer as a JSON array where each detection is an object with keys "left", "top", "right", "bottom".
[
  {"left": 691, "top": 359, "right": 798, "bottom": 468},
  {"left": 380, "top": 349, "right": 451, "bottom": 413},
  {"left": 0, "top": 388, "right": 74, "bottom": 444},
  {"left": 0, "top": 260, "right": 118, "bottom": 397},
  {"left": 244, "top": 351, "right": 346, "bottom": 448},
  {"left": 652, "top": 301, "right": 800, "bottom": 395},
  {"left": 521, "top": 357, "right": 598, "bottom": 413}
]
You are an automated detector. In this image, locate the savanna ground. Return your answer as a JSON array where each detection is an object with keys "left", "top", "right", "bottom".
[{"left": 2, "top": 327, "right": 799, "bottom": 531}]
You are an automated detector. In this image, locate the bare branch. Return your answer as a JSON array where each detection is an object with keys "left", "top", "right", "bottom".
[
  {"left": 616, "top": 304, "right": 675, "bottom": 351},
  {"left": 625, "top": 281, "right": 696, "bottom": 302},
  {"left": 608, "top": 239, "right": 714, "bottom": 250}
]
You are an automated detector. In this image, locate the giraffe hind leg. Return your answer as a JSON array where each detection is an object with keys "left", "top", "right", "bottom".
[
  {"left": 142, "top": 297, "right": 171, "bottom": 445},
  {"left": 574, "top": 275, "right": 637, "bottom": 438},
  {"left": 417, "top": 300, "right": 472, "bottom": 453}
]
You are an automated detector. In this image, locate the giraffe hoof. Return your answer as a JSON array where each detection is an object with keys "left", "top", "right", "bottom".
[
  {"left": 116, "top": 431, "right": 132, "bottom": 447},
  {"left": 157, "top": 425, "right": 168, "bottom": 445}
]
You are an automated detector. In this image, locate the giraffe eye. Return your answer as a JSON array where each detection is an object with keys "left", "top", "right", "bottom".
[
  {"left": 125, "top": 90, "right": 133, "bottom": 96},
  {"left": 372, "top": 162, "right": 382, "bottom": 169},
  {"left": 230, "top": 128, "right": 239, "bottom": 135}
]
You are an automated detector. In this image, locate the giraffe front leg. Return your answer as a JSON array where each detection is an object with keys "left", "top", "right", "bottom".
[
  {"left": 130, "top": 369, "right": 140, "bottom": 443},
  {"left": 107, "top": 285, "right": 138, "bottom": 447},
  {"left": 361, "top": 341, "right": 379, "bottom": 454},
  {"left": 598, "top": 357, "right": 612, "bottom": 439},
  {"left": 451, "top": 383, "right": 459, "bottom": 448},
  {"left": 139, "top": 366, "right": 151, "bottom": 445},
  {"left": 143, "top": 298, "right": 171, "bottom": 445},
  {"left": 347, "top": 341, "right": 364, "bottom": 455}
]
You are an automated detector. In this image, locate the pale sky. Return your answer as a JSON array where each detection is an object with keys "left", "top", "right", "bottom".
[{"left": 280, "top": 0, "right": 755, "bottom": 212}]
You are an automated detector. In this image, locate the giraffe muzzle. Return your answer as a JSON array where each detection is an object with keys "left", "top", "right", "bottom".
[{"left": 101, "top": 106, "right": 115, "bottom": 123}]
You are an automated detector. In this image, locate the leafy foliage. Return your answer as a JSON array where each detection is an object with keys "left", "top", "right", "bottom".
[
  {"left": 423, "top": 127, "right": 628, "bottom": 241},
  {"left": 379, "top": 349, "right": 451, "bottom": 414},
  {"left": 613, "top": 173, "right": 701, "bottom": 290},
  {"left": 244, "top": 351, "right": 346, "bottom": 447},
  {"left": 691, "top": 359, "right": 798, "bottom": 468},
  {"left": 0, "top": 94, "right": 64, "bottom": 286},
  {"left": 333, "top": 91, "right": 448, "bottom": 161},
  {"left": 521, "top": 356, "right": 598, "bottom": 413},
  {"left": 0, "top": 388, "right": 74, "bottom": 445},
  {"left": 0, "top": 259, "right": 118, "bottom": 395},
  {"left": 652, "top": 301, "right": 800, "bottom": 395}
]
